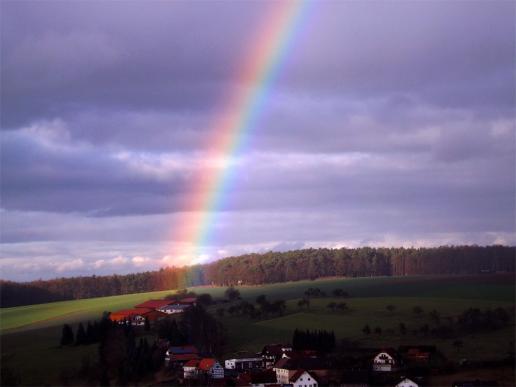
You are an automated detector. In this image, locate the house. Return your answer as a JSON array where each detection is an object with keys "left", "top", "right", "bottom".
[
  {"left": 225, "top": 354, "right": 264, "bottom": 371},
  {"left": 158, "top": 303, "right": 189, "bottom": 314},
  {"left": 396, "top": 377, "right": 419, "bottom": 387},
  {"left": 198, "top": 358, "right": 224, "bottom": 379},
  {"left": 261, "top": 344, "right": 293, "bottom": 368},
  {"left": 372, "top": 349, "right": 399, "bottom": 372},
  {"left": 273, "top": 357, "right": 328, "bottom": 384},
  {"left": 289, "top": 369, "right": 319, "bottom": 387},
  {"left": 184, "top": 359, "right": 200, "bottom": 379},
  {"left": 165, "top": 345, "right": 200, "bottom": 365},
  {"left": 109, "top": 308, "right": 152, "bottom": 325}
]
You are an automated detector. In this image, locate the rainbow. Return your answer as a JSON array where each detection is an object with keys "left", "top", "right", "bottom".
[{"left": 169, "top": 0, "right": 313, "bottom": 265}]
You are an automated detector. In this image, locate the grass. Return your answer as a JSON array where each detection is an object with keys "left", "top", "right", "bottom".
[
  {"left": 218, "top": 296, "right": 515, "bottom": 362},
  {"left": 0, "top": 274, "right": 514, "bottom": 385},
  {"left": 2, "top": 274, "right": 512, "bottom": 333}
]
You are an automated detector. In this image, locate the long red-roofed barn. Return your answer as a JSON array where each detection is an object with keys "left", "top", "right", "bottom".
[{"left": 109, "top": 308, "right": 166, "bottom": 325}]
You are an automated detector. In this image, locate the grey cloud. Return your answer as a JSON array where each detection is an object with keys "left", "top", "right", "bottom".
[{"left": 0, "top": 1, "right": 514, "bottom": 281}]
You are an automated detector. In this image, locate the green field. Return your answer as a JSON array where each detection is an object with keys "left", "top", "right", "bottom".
[{"left": 1, "top": 275, "right": 514, "bottom": 385}]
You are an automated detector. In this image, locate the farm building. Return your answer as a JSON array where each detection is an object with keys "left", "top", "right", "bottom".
[
  {"left": 109, "top": 308, "right": 168, "bottom": 325},
  {"left": 198, "top": 358, "right": 225, "bottom": 379},
  {"left": 225, "top": 354, "right": 263, "bottom": 370},
  {"left": 158, "top": 303, "right": 189, "bottom": 314},
  {"left": 372, "top": 349, "right": 399, "bottom": 372},
  {"left": 289, "top": 369, "right": 319, "bottom": 387},
  {"left": 273, "top": 357, "right": 328, "bottom": 384},
  {"left": 166, "top": 345, "right": 200, "bottom": 365},
  {"left": 261, "top": 344, "right": 293, "bottom": 368},
  {"left": 183, "top": 359, "right": 200, "bottom": 379}
]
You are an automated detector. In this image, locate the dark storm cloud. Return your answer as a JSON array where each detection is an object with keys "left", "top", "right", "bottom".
[{"left": 0, "top": 1, "right": 514, "bottom": 280}]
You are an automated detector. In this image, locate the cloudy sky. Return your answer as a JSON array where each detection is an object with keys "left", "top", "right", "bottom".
[{"left": 1, "top": 1, "right": 515, "bottom": 281}]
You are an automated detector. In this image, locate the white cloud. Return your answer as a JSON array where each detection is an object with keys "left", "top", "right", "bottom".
[
  {"left": 56, "top": 258, "right": 84, "bottom": 272},
  {"left": 132, "top": 256, "right": 149, "bottom": 267}
]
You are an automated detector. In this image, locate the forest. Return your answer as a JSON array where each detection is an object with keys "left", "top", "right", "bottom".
[{"left": 1, "top": 245, "right": 514, "bottom": 307}]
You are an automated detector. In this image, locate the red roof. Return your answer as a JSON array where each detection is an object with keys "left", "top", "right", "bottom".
[
  {"left": 135, "top": 299, "right": 172, "bottom": 309},
  {"left": 198, "top": 358, "right": 216, "bottom": 371},
  {"left": 184, "top": 359, "right": 200, "bottom": 368},
  {"left": 144, "top": 310, "right": 168, "bottom": 321},
  {"left": 109, "top": 308, "right": 152, "bottom": 321},
  {"left": 172, "top": 354, "right": 200, "bottom": 362}
]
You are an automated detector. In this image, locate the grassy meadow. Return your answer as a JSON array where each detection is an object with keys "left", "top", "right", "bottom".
[{"left": 1, "top": 274, "right": 514, "bottom": 385}]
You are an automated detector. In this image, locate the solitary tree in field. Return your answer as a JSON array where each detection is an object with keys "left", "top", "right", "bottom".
[
  {"left": 337, "top": 302, "right": 348, "bottom": 312},
  {"left": 327, "top": 302, "right": 337, "bottom": 312},
  {"left": 386, "top": 305, "right": 396, "bottom": 313},
  {"left": 225, "top": 287, "right": 241, "bottom": 302},
  {"left": 362, "top": 324, "right": 371, "bottom": 335}
]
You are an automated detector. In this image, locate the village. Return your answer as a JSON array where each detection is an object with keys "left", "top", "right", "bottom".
[{"left": 104, "top": 295, "right": 500, "bottom": 387}]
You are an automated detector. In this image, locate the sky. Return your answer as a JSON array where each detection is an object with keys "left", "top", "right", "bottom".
[{"left": 0, "top": 1, "right": 515, "bottom": 282}]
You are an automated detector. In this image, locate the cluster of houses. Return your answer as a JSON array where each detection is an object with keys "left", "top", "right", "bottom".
[
  {"left": 109, "top": 297, "right": 197, "bottom": 325},
  {"left": 106, "top": 299, "right": 499, "bottom": 386},
  {"left": 163, "top": 343, "right": 443, "bottom": 386}
]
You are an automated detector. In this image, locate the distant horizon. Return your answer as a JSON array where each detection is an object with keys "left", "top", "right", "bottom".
[{"left": 2, "top": 244, "right": 514, "bottom": 283}]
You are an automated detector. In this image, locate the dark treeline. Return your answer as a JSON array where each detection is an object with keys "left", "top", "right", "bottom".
[
  {"left": 1, "top": 245, "right": 514, "bottom": 307},
  {"left": 292, "top": 329, "right": 336, "bottom": 353}
]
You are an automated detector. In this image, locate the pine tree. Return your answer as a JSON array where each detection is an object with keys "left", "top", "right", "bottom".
[
  {"left": 60, "top": 324, "right": 74, "bottom": 346},
  {"left": 75, "top": 322, "right": 87, "bottom": 345},
  {"left": 86, "top": 322, "right": 94, "bottom": 344}
]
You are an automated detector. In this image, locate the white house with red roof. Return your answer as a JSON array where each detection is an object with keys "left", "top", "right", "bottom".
[
  {"left": 198, "top": 358, "right": 224, "bottom": 379},
  {"left": 289, "top": 369, "right": 319, "bottom": 387},
  {"left": 183, "top": 359, "right": 200, "bottom": 379}
]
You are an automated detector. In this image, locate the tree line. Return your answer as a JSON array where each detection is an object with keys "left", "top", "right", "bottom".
[
  {"left": 1, "top": 245, "right": 514, "bottom": 307},
  {"left": 292, "top": 329, "right": 336, "bottom": 353}
]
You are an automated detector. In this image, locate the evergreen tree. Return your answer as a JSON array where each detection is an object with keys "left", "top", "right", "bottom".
[
  {"left": 75, "top": 322, "right": 87, "bottom": 345},
  {"left": 60, "top": 324, "right": 74, "bottom": 346},
  {"left": 86, "top": 321, "right": 94, "bottom": 344}
]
